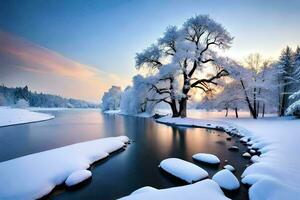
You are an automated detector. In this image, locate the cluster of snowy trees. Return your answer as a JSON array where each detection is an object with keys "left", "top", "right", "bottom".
[
  {"left": 101, "top": 15, "right": 300, "bottom": 118},
  {"left": 101, "top": 86, "right": 122, "bottom": 111},
  {"left": 197, "top": 47, "right": 300, "bottom": 118},
  {"left": 0, "top": 85, "right": 99, "bottom": 108}
]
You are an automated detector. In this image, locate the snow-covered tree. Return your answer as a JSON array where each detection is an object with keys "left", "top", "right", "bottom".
[
  {"left": 120, "top": 75, "right": 157, "bottom": 114},
  {"left": 15, "top": 99, "right": 29, "bottom": 108},
  {"left": 101, "top": 86, "right": 122, "bottom": 111},
  {"left": 285, "top": 90, "right": 300, "bottom": 117},
  {"left": 135, "top": 15, "right": 233, "bottom": 117},
  {"left": 277, "top": 46, "right": 295, "bottom": 116}
]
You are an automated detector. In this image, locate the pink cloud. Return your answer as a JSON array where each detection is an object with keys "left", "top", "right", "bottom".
[{"left": 0, "top": 31, "right": 130, "bottom": 102}]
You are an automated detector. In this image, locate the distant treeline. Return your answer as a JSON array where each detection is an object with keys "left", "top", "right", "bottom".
[{"left": 0, "top": 85, "right": 99, "bottom": 108}]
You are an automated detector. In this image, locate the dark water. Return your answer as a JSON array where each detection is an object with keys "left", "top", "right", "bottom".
[{"left": 0, "top": 110, "right": 250, "bottom": 199}]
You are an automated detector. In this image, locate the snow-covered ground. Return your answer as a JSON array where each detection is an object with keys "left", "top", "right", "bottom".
[
  {"left": 0, "top": 107, "right": 54, "bottom": 127},
  {"left": 120, "top": 179, "right": 229, "bottom": 200},
  {"left": 0, "top": 136, "right": 129, "bottom": 199},
  {"left": 157, "top": 111, "right": 300, "bottom": 199}
]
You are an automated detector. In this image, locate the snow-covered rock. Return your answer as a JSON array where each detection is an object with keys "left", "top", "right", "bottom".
[
  {"left": 228, "top": 146, "right": 239, "bottom": 151},
  {"left": 131, "top": 186, "right": 158, "bottom": 195},
  {"left": 212, "top": 169, "right": 240, "bottom": 190},
  {"left": 65, "top": 170, "right": 92, "bottom": 186},
  {"left": 242, "top": 152, "right": 251, "bottom": 158},
  {"left": 159, "top": 158, "right": 208, "bottom": 183},
  {"left": 0, "top": 136, "right": 129, "bottom": 199},
  {"left": 120, "top": 179, "right": 230, "bottom": 200},
  {"left": 192, "top": 153, "right": 220, "bottom": 165},
  {"left": 0, "top": 107, "right": 54, "bottom": 127},
  {"left": 223, "top": 164, "right": 235, "bottom": 172}
]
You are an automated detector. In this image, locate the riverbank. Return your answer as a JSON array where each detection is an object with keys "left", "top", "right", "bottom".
[
  {"left": 0, "top": 107, "right": 54, "bottom": 127},
  {"left": 0, "top": 135, "right": 129, "bottom": 199},
  {"left": 157, "top": 115, "right": 300, "bottom": 199}
]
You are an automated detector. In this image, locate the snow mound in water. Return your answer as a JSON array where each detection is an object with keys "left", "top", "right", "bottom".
[
  {"left": 159, "top": 158, "right": 208, "bottom": 183},
  {"left": 192, "top": 153, "right": 220, "bottom": 165},
  {"left": 120, "top": 179, "right": 230, "bottom": 200},
  {"left": 223, "top": 165, "right": 235, "bottom": 172},
  {"left": 65, "top": 170, "right": 92, "bottom": 186},
  {"left": 212, "top": 169, "right": 240, "bottom": 190},
  {"left": 131, "top": 186, "right": 158, "bottom": 195}
]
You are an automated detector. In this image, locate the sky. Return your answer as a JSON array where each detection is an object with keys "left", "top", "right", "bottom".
[{"left": 0, "top": 0, "right": 300, "bottom": 102}]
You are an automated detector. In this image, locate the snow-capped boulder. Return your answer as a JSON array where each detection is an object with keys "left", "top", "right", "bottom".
[
  {"left": 65, "top": 170, "right": 92, "bottom": 187},
  {"left": 242, "top": 152, "right": 251, "bottom": 158},
  {"left": 131, "top": 186, "right": 158, "bottom": 195},
  {"left": 228, "top": 146, "right": 239, "bottom": 151},
  {"left": 212, "top": 169, "right": 240, "bottom": 190},
  {"left": 223, "top": 165, "right": 235, "bottom": 172},
  {"left": 192, "top": 153, "right": 220, "bottom": 165},
  {"left": 159, "top": 158, "right": 208, "bottom": 183}
]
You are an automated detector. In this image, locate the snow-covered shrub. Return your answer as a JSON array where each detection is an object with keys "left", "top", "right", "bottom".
[
  {"left": 15, "top": 99, "right": 29, "bottom": 108},
  {"left": 101, "top": 86, "right": 122, "bottom": 111}
]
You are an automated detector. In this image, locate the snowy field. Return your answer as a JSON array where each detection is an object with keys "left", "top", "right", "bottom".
[
  {"left": 0, "top": 107, "right": 54, "bottom": 127},
  {"left": 0, "top": 136, "right": 129, "bottom": 199},
  {"left": 156, "top": 110, "right": 300, "bottom": 199}
]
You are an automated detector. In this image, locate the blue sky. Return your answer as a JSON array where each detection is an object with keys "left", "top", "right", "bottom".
[{"left": 1, "top": 0, "right": 300, "bottom": 101}]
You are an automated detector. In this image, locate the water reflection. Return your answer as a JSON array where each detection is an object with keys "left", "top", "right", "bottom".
[{"left": 0, "top": 110, "right": 249, "bottom": 200}]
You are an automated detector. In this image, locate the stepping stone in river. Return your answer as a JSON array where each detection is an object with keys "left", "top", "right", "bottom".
[
  {"left": 223, "top": 164, "right": 235, "bottom": 172},
  {"left": 192, "top": 153, "right": 220, "bottom": 165},
  {"left": 228, "top": 146, "right": 239, "bottom": 151},
  {"left": 159, "top": 158, "right": 208, "bottom": 183},
  {"left": 242, "top": 152, "right": 251, "bottom": 158},
  {"left": 212, "top": 169, "right": 240, "bottom": 190}
]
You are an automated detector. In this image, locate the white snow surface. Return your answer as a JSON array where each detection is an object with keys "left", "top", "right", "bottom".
[
  {"left": 212, "top": 169, "right": 240, "bottom": 190},
  {"left": 131, "top": 186, "right": 158, "bottom": 195},
  {"left": 0, "top": 107, "right": 54, "bottom": 127},
  {"left": 159, "top": 158, "right": 208, "bottom": 183},
  {"left": 157, "top": 113, "right": 300, "bottom": 199},
  {"left": 0, "top": 136, "right": 129, "bottom": 200},
  {"left": 120, "top": 179, "right": 230, "bottom": 200},
  {"left": 192, "top": 153, "right": 220, "bottom": 164},
  {"left": 65, "top": 170, "right": 92, "bottom": 186}
]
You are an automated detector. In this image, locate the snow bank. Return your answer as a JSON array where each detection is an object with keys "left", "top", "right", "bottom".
[
  {"left": 65, "top": 170, "right": 92, "bottom": 187},
  {"left": 0, "top": 107, "right": 54, "bottom": 127},
  {"left": 159, "top": 158, "right": 208, "bottom": 183},
  {"left": 212, "top": 169, "right": 240, "bottom": 190},
  {"left": 192, "top": 153, "right": 220, "bottom": 165},
  {"left": 157, "top": 115, "right": 300, "bottom": 199},
  {"left": 0, "top": 136, "right": 129, "bottom": 199},
  {"left": 120, "top": 179, "right": 230, "bottom": 200}
]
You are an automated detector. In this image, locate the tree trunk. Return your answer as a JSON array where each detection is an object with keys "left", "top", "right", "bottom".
[
  {"left": 262, "top": 103, "right": 265, "bottom": 118},
  {"left": 240, "top": 80, "right": 257, "bottom": 119},
  {"left": 280, "top": 84, "right": 288, "bottom": 116},
  {"left": 171, "top": 100, "right": 179, "bottom": 117},
  {"left": 235, "top": 107, "right": 239, "bottom": 118},
  {"left": 179, "top": 98, "right": 187, "bottom": 118},
  {"left": 225, "top": 107, "right": 228, "bottom": 117}
]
